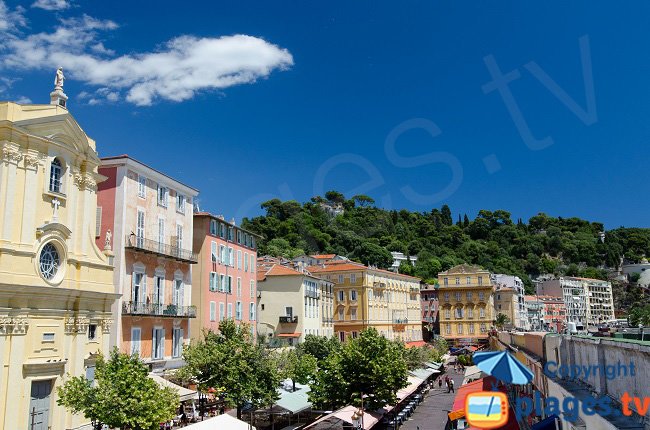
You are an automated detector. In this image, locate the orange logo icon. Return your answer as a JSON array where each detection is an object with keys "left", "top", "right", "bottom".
[{"left": 465, "top": 391, "right": 509, "bottom": 429}]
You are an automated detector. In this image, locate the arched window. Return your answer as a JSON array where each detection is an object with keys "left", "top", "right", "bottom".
[{"left": 49, "top": 158, "right": 63, "bottom": 193}]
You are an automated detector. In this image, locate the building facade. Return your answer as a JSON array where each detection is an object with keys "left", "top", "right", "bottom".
[
  {"left": 537, "top": 277, "right": 614, "bottom": 328},
  {"left": 437, "top": 264, "right": 494, "bottom": 345},
  {"left": 191, "top": 213, "right": 259, "bottom": 338},
  {"left": 420, "top": 284, "right": 439, "bottom": 340},
  {"left": 524, "top": 295, "right": 545, "bottom": 331},
  {"left": 0, "top": 99, "right": 116, "bottom": 429},
  {"left": 97, "top": 155, "right": 199, "bottom": 372},
  {"left": 256, "top": 263, "right": 334, "bottom": 345},
  {"left": 491, "top": 274, "right": 526, "bottom": 329},
  {"left": 390, "top": 251, "right": 417, "bottom": 272},
  {"left": 309, "top": 261, "right": 422, "bottom": 342},
  {"left": 493, "top": 286, "right": 518, "bottom": 330}
]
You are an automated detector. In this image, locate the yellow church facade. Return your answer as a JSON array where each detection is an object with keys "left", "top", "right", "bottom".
[{"left": 0, "top": 100, "right": 117, "bottom": 429}]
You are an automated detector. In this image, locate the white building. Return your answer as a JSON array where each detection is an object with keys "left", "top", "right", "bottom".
[
  {"left": 537, "top": 277, "right": 614, "bottom": 328},
  {"left": 390, "top": 251, "right": 417, "bottom": 272}
]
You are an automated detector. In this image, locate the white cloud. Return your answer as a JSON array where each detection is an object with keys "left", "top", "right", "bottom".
[
  {"left": 32, "top": 0, "right": 70, "bottom": 11},
  {"left": 0, "top": 1, "right": 26, "bottom": 32},
  {"left": 15, "top": 95, "right": 32, "bottom": 103},
  {"left": 0, "top": 4, "right": 293, "bottom": 106}
]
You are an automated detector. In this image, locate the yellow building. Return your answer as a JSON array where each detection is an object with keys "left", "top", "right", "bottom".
[
  {"left": 309, "top": 261, "right": 422, "bottom": 343},
  {"left": 437, "top": 264, "right": 494, "bottom": 345},
  {"left": 0, "top": 90, "right": 116, "bottom": 429}
]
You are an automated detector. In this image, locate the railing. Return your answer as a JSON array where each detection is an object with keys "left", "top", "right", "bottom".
[
  {"left": 393, "top": 318, "right": 408, "bottom": 324},
  {"left": 323, "top": 317, "right": 334, "bottom": 323},
  {"left": 279, "top": 316, "right": 298, "bottom": 323},
  {"left": 304, "top": 291, "right": 320, "bottom": 299},
  {"left": 122, "top": 301, "right": 197, "bottom": 318},
  {"left": 125, "top": 235, "right": 198, "bottom": 263},
  {"left": 373, "top": 282, "right": 386, "bottom": 288}
]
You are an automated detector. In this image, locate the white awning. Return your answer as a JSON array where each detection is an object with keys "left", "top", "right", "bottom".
[
  {"left": 185, "top": 414, "right": 255, "bottom": 430},
  {"left": 149, "top": 373, "right": 198, "bottom": 402}
]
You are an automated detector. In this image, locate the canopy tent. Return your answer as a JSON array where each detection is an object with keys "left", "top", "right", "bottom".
[
  {"left": 396, "top": 376, "right": 425, "bottom": 401},
  {"left": 409, "top": 367, "right": 440, "bottom": 380},
  {"left": 305, "top": 405, "right": 382, "bottom": 430},
  {"left": 424, "top": 361, "right": 443, "bottom": 370},
  {"left": 405, "top": 340, "right": 427, "bottom": 348},
  {"left": 185, "top": 413, "right": 255, "bottom": 430},
  {"left": 149, "top": 373, "right": 197, "bottom": 402},
  {"left": 275, "top": 384, "right": 312, "bottom": 414}
]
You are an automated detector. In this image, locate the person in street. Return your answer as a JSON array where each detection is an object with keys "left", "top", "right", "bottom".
[
  {"left": 450, "top": 378, "right": 455, "bottom": 393},
  {"left": 438, "top": 378, "right": 443, "bottom": 389}
]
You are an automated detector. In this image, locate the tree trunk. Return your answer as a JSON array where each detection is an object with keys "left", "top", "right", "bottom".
[{"left": 292, "top": 379, "right": 296, "bottom": 392}]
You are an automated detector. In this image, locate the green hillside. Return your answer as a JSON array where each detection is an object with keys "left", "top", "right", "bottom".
[{"left": 241, "top": 192, "right": 650, "bottom": 293}]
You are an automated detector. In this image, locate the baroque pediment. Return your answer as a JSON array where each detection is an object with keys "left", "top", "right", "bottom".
[{"left": 36, "top": 222, "right": 72, "bottom": 240}]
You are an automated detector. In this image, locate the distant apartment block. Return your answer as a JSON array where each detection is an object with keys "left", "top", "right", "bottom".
[
  {"left": 491, "top": 274, "right": 526, "bottom": 329},
  {"left": 420, "top": 284, "right": 439, "bottom": 340},
  {"left": 97, "top": 155, "right": 199, "bottom": 372},
  {"left": 390, "top": 251, "right": 417, "bottom": 272},
  {"left": 537, "top": 277, "right": 614, "bottom": 327}
]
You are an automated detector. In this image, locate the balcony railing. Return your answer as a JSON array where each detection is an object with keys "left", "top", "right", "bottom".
[
  {"left": 305, "top": 291, "right": 320, "bottom": 299},
  {"left": 125, "top": 235, "right": 198, "bottom": 263},
  {"left": 122, "top": 301, "right": 197, "bottom": 318},
  {"left": 393, "top": 318, "right": 408, "bottom": 324},
  {"left": 373, "top": 282, "right": 386, "bottom": 288},
  {"left": 279, "top": 316, "right": 298, "bottom": 324}
]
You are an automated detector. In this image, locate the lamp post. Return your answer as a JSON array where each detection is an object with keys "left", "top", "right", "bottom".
[{"left": 639, "top": 324, "right": 644, "bottom": 342}]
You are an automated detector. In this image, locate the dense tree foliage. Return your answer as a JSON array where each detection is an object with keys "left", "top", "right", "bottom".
[
  {"left": 309, "top": 328, "right": 408, "bottom": 411},
  {"left": 275, "top": 349, "right": 318, "bottom": 392},
  {"left": 296, "top": 334, "right": 341, "bottom": 363},
  {"left": 180, "top": 320, "right": 280, "bottom": 418},
  {"left": 243, "top": 193, "right": 650, "bottom": 293},
  {"left": 57, "top": 349, "right": 178, "bottom": 430}
]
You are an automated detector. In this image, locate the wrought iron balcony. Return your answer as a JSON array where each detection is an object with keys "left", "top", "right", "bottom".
[
  {"left": 304, "top": 290, "right": 320, "bottom": 299},
  {"left": 393, "top": 318, "right": 409, "bottom": 324},
  {"left": 125, "top": 235, "right": 198, "bottom": 263},
  {"left": 279, "top": 316, "right": 298, "bottom": 324},
  {"left": 122, "top": 301, "right": 197, "bottom": 318}
]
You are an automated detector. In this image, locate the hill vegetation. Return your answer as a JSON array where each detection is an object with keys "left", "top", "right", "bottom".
[{"left": 241, "top": 191, "right": 650, "bottom": 293}]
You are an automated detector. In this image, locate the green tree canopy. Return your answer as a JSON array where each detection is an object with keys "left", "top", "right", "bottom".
[
  {"left": 57, "top": 348, "right": 178, "bottom": 430},
  {"left": 296, "top": 334, "right": 341, "bottom": 362},
  {"left": 309, "top": 328, "right": 408, "bottom": 411},
  {"left": 180, "top": 320, "right": 280, "bottom": 418}
]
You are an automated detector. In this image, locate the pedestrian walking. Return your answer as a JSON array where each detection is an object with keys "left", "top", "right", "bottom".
[
  {"left": 446, "top": 380, "right": 450, "bottom": 393},
  {"left": 438, "top": 378, "right": 442, "bottom": 389},
  {"left": 450, "top": 378, "right": 455, "bottom": 393}
]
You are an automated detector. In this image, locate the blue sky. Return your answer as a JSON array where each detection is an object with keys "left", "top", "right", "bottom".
[{"left": 2, "top": 1, "right": 649, "bottom": 228}]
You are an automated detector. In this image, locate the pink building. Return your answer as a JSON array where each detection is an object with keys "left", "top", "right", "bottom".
[
  {"left": 191, "top": 213, "right": 260, "bottom": 338},
  {"left": 97, "top": 155, "right": 199, "bottom": 372},
  {"left": 420, "top": 284, "right": 439, "bottom": 340}
]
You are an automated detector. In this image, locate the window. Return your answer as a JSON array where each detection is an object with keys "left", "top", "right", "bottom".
[
  {"left": 285, "top": 306, "right": 293, "bottom": 317},
  {"left": 445, "top": 324, "right": 451, "bottom": 335},
  {"left": 138, "top": 175, "right": 146, "bottom": 198},
  {"left": 210, "top": 219, "right": 217, "bottom": 235},
  {"left": 339, "top": 331, "right": 345, "bottom": 342},
  {"left": 49, "top": 158, "right": 63, "bottom": 193},
  {"left": 455, "top": 308, "right": 464, "bottom": 319},
  {"left": 209, "top": 272, "right": 218, "bottom": 292},
  {"left": 466, "top": 276, "right": 471, "bottom": 285},
  {"left": 338, "top": 275, "right": 344, "bottom": 283},
  {"left": 351, "top": 274, "right": 356, "bottom": 283},
  {"left": 479, "top": 291, "right": 485, "bottom": 301},
  {"left": 469, "top": 324, "right": 475, "bottom": 334},
  {"left": 250, "top": 280, "right": 255, "bottom": 298},
  {"left": 132, "top": 272, "right": 145, "bottom": 305},
  {"left": 131, "top": 327, "right": 141, "bottom": 356},
  {"left": 249, "top": 303, "right": 256, "bottom": 320},
  {"left": 350, "top": 290, "right": 357, "bottom": 301},
  {"left": 173, "top": 279, "right": 184, "bottom": 307},
  {"left": 219, "top": 274, "right": 225, "bottom": 292},
  {"left": 497, "top": 294, "right": 501, "bottom": 300},
  {"left": 444, "top": 277, "right": 449, "bottom": 286},
  {"left": 468, "top": 308, "right": 474, "bottom": 318},
  {"left": 455, "top": 277, "right": 460, "bottom": 285},
  {"left": 445, "top": 309, "right": 451, "bottom": 319},
  {"left": 220, "top": 245, "right": 226, "bottom": 264},
  {"left": 136, "top": 210, "right": 145, "bottom": 247},
  {"left": 176, "top": 224, "right": 183, "bottom": 250},
  {"left": 237, "top": 250, "right": 242, "bottom": 269},
  {"left": 480, "top": 308, "right": 485, "bottom": 318},
  {"left": 237, "top": 230, "right": 242, "bottom": 244},
  {"left": 455, "top": 292, "right": 462, "bottom": 301},
  {"left": 153, "top": 275, "right": 164, "bottom": 305},
  {"left": 152, "top": 328, "right": 164, "bottom": 360},
  {"left": 172, "top": 328, "right": 183, "bottom": 358},
  {"left": 351, "top": 331, "right": 358, "bottom": 339},
  {"left": 210, "top": 302, "right": 216, "bottom": 321},
  {"left": 337, "top": 290, "right": 345, "bottom": 302},
  {"left": 227, "top": 303, "right": 233, "bottom": 318},
  {"left": 457, "top": 324, "right": 463, "bottom": 334},
  {"left": 39, "top": 242, "right": 60, "bottom": 280},
  {"left": 480, "top": 323, "right": 487, "bottom": 333},
  {"left": 338, "top": 308, "right": 344, "bottom": 321},
  {"left": 157, "top": 185, "right": 168, "bottom": 207},
  {"left": 219, "top": 302, "right": 225, "bottom": 321},
  {"left": 158, "top": 218, "right": 165, "bottom": 250},
  {"left": 443, "top": 292, "right": 450, "bottom": 302},
  {"left": 236, "top": 278, "right": 242, "bottom": 297},
  {"left": 176, "top": 194, "right": 185, "bottom": 213},
  {"left": 88, "top": 324, "right": 97, "bottom": 341},
  {"left": 478, "top": 276, "right": 483, "bottom": 286},
  {"left": 466, "top": 292, "right": 473, "bottom": 301},
  {"left": 250, "top": 255, "right": 255, "bottom": 273},
  {"left": 351, "top": 309, "right": 357, "bottom": 320},
  {"left": 244, "top": 252, "right": 249, "bottom": 272},
  {"left": 219, "top": 223, "right": 225, "bottom": 238},
  {"left": 228, "top": 247, "right": 234, "bottom": 266},
  {"left": 227, "top": 276, "right": 232, "bottom": 294},
  {"left": 236, "top": 301, "right": 242, "bottom": 320}
]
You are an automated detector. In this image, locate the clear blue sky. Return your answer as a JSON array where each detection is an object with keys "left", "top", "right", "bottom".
[{"left": 3, "top": 1, "right": 649, "bottom": 228}]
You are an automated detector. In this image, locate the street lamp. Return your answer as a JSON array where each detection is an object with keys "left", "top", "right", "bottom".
[
  {"left": 639, "top": 324, "right": 644, "bottom": 342},
  {"left": 351, "top": 408, "right": 363, "bottom": 430}
]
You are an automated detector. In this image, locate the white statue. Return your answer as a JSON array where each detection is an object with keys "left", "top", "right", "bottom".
[
  {"left": 104, "top": 229, "right": 112, "bottom": 250},
  {"left": 54, "top": 67, "right": 65, "bottom": 89}
]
